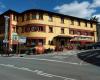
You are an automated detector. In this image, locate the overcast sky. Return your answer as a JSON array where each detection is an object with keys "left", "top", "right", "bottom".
[{"left": 0, "top": 0, "right": 100, "bottom": 21}]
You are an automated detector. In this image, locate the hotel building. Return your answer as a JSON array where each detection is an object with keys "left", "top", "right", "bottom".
[{"left": 0, "top": 9, "right": 97, "bottom": 50}]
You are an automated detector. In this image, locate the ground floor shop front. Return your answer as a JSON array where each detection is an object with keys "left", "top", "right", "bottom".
[{"left": 0, "top": 35, "right": 95, "bottom": 54}]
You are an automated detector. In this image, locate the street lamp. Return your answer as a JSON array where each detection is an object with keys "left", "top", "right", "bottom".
[{"left": 4, "top": 16, "right": 9, "bottom": 48}]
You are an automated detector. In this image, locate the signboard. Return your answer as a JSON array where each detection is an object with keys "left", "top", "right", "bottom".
[
  {"left": 72, "top": 36, "right": 93, "bottom": 41},
  {"left": 19, "top": 36, "right": 26, "bottom": 43}
]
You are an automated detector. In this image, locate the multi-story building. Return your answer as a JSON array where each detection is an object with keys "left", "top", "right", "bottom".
[
  {"left": 0, "top": 9, "right": 97, "bottom": 51},
  {"left": 97, "top": 23, "right": 100, "bottom": 42}
]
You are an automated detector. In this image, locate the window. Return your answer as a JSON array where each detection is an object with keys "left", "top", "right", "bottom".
[
  {"left": 39, "top": 13, "right": 43, "bottom": 20},
  {"left": 49, "top": 26, "right": 53, "bottom": 33},
  {"left": 85, "top": 22, "right": 87, "bottom": 27},
  {"left": 22, "top": 16, "right": 24, "bottom": 22},
  {"left": 13, "top": 15, "right": 17, "bottom": 21},
  {"left": 48, "top": 15, "right": 53, "bottom": 22},
  {"left": 69, "top": 30, "right": 74, "bottom": 35},
  {"left": 26, "top": 13, "right": 30, "bottom": 20},
  {"left": 78, "top": 21, "right": 80, "bottom": 26},
  {"left": 32, "top": 12, "right": 37, "bottom": 19},
  {"left": 61, "top": 17, "right": 64, "bottom": 23},
  {"left": 22, "top": 27, "right": 25, "bottom": 33},
  {"left": 71, "top": 19, "right": 74, "bottom": 25},
  {"left": 77, "top": 31, "right": 81, "bottom": 35},
  {"left": 90, "top": 23, "right": 93, "bottom": 28},
  {"left": 13, "top": 27, "right": 16, "bottom": 32},
  {"left": 61, "top": 28, "right": 64, "bottom": 34}
]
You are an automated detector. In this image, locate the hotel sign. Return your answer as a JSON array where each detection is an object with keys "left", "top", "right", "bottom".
[{"left": 72, "top": 36, "right": 93, "bottom": 41}]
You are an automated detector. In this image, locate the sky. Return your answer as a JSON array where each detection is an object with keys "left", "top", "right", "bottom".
[{"left": 0, "top": 0, "right": 100, "bottom": 21}]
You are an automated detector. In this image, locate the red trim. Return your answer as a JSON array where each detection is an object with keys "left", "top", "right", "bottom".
[{"left": 70, "top": 40, "right": 94, "bottom": 43}]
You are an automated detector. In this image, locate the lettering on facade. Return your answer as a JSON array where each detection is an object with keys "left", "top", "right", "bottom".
[{"left": 72, "top": 36, "right": 93, "bottom": 41}]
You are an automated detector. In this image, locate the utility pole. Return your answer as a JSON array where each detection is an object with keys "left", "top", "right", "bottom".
[{"left": 4, "top": 16, "right": 9, "bottom": 48}]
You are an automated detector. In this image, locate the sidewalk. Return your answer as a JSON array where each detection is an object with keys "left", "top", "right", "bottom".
[{"left": 0, "top": 50, "right": 81, "bottom": 57}]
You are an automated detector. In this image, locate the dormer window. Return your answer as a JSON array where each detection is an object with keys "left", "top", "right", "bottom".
[
  {"left": 61, "top": 17, "right": 64, "bottom": 23},
  {"left": 48, "top": 15, "right": 53, "bottom": 22}
]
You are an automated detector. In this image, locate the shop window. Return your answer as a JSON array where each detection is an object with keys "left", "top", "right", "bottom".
[
  {"left": 61, "top": 17, "right": 64, "bottom": 23},
  {"left": 48, "top": 15, "right": 53, "bottom": 22},
  {"left": 61, "top": 28, "right": 64, "bottom": 34},
  {"left": 77, "top": 31, "right": 81, "bottom": 35},
  {"left": 91, "top": 32, "right": 94, "bottom": 36},
  {"left": 84, "top": 32, "right": 88, "bottom": 36},
  {"left": 39, "top": 13, "right": 43, "bottom": 20},
  {"left": 49, "top": 26, "right": 53, "bottom": 33}
]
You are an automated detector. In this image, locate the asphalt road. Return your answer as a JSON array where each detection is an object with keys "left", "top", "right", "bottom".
[{"left": 0, "top": 50, "right": 100, "bottom": 80}]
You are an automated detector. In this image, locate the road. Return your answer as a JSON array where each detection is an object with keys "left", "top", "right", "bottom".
[{"left": 0, "top": 50, "right": 100, "bottom": 80}]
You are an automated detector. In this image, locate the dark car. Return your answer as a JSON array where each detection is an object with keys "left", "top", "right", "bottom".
[
  {"left": 24, "top": 47, "right": 36, "bottom": 55},
  {"left": 77, "top": 42, "right": 100, "bottom": 50}
]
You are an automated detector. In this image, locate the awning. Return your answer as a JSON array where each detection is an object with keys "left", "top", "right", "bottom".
[{"left": 54, "top": 35, "right": 73, "bottom": 39}]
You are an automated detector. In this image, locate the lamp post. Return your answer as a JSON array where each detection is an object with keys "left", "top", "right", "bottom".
[{"left": 4, "top": 16, "right": 9, "bottom": 48}]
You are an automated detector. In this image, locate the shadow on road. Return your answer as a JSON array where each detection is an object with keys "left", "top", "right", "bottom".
[{"left": 77, "top": 49, "right": 100, "bottom": 66}]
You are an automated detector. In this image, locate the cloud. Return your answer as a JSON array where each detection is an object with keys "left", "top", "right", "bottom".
[
  {"left": 91, "top": 0, "right": 100, "bottom": 8},
  {"left": 0, "top": 2, "right": 6, "bottom": 14},
  {"left": 54, "top": 1, "right": 96, "bottom": 18}
]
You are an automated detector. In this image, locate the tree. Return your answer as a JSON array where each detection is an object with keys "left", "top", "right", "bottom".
[{"left": 90, "top": 16, "right": 99, "bottom": 22}]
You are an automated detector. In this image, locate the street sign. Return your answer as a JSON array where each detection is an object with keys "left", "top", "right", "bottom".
[{"left": 19, "top": 36, "right": 26, "bottom": 43}]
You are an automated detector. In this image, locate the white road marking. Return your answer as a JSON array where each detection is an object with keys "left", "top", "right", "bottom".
[
  {"left": 10, "top": 57, "right": 84, "bottom": 65},
  {"left": 0, "top": 64, "right": 77, "bottom": 80},
  {"left": 52, "top": 56, "right": 67, "bottom": 59}
]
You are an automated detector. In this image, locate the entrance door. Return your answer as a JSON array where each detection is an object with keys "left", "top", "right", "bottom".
[
  {"left": 12, "top": 44, "right": 17, "bottom": 53},
  {"left": 61, "top": 40, "right": 65, "bottom": 46}
]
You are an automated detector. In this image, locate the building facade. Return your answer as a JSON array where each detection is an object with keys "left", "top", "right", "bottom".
[
  {"left": 97, "top": 23, "right": 100, "bottom": 42},
  {"left": 0, "top": 9, "right": 97, "bottom": 50}
]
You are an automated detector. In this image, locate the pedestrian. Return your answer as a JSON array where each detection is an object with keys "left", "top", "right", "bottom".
[{"left": 7, "top": 48, "right": 13, "bottom": 56}]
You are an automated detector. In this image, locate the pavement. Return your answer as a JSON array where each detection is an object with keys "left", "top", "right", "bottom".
[{"left": 0, "top": 49, "right": 100, "bottom": 80}]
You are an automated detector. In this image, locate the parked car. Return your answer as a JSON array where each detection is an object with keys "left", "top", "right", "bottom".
[
  {"left": 24, "top": 47, "right": 36, "bottom": 55},
  {"left": 77, "top": 42, "right": 100, "bottom": 50}
]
